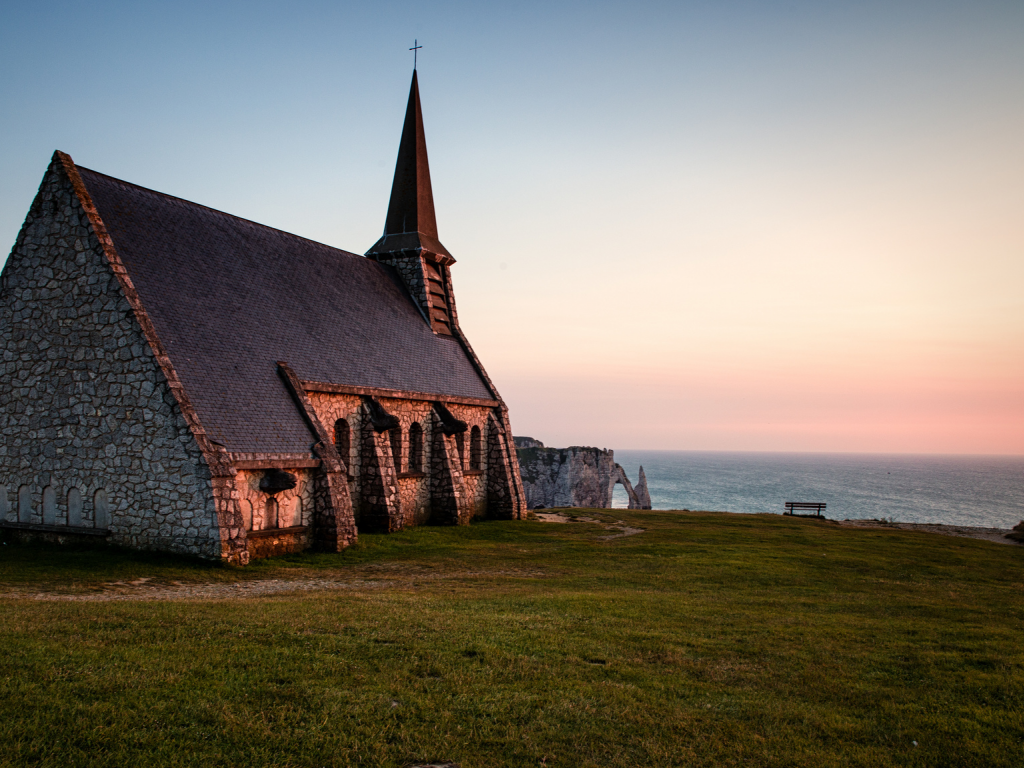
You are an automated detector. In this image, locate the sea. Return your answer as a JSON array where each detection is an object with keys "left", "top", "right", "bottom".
[{"left": 610, "top": 451, "right": 1024, "bottom": 530}]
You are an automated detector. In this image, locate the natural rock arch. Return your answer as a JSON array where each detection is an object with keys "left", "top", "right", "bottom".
[
  {"left": 513, "top": 439, "right": 651, "bottom": 510},
  {"left": 608, "top": 464, "right": 641, "bottom": 509}
]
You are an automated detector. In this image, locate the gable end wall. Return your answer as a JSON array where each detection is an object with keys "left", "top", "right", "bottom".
[{"left": 0, "top": 157, "right": 219, "bottom": 557}]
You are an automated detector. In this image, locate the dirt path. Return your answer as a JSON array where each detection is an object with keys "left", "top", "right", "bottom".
[
  {"left": 534, "top": 511, "right": 645, "bottom": 539},
  {"left": 3, "top": 577, "right": 386, "bottom": 602},
  {"left": 0, "top": 566, "right": 549, "bottom": 603}
]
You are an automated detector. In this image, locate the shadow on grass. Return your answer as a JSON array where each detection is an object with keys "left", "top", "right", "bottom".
[{"left": 0, "top": 514, "right": 616, "bottom": 587}]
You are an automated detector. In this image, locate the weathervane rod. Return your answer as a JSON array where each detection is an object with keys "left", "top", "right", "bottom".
[{"left": 410, "top": 39, "right": 422, "bottom": 69}]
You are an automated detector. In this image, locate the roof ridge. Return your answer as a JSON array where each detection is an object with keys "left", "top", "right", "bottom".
[
  {"left": 63, "top": 153, "right": 496, "bottom": 454},
  {"left": 76, "top": 165, "right": 363, "bottom": 259}
]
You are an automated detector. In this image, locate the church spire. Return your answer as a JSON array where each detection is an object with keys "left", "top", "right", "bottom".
[
  {"left": 367, "top": 70, "right": 452, "bottom": 262},
  {"left": 367, "top": 70, "right": 457, "bottom": 336}
]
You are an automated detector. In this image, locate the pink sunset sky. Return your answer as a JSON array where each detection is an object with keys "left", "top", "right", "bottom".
[{"left": 2, "top": 1, "right": 1021, "bottom": 454}]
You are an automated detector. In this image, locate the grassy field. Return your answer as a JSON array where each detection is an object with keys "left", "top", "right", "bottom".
[{"left": 1, "top": 510, "right": 1022, "bottom": 767}]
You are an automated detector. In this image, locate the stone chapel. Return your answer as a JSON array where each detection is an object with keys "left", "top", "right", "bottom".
[{"left": 0, "top": 72, "right": 527, "bottom": 564}]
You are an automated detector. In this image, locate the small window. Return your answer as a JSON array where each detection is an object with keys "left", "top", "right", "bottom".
[
  {"left": 408, "top": 423, "right": 423, "bottom": 473},
  {"left": 68, "top": 488, "right": 83, "bottom": 527},
  {"left": 390, "top": 425, "right": 403, "bottom": 473},
  {"left": 264, "top": 497, "right": 278, "bottom": 530},
  {"left": 470, "top": 425, "right": 482, "bottom": 470},
  {"left": 334, "top": 418, "right": 351, "bottom": 464},
  {"left": 0, "top": 484, "right": 8, "bottom": 521},
  {"left": 292, "top": 497, "right": 303, "bottom": 528}
]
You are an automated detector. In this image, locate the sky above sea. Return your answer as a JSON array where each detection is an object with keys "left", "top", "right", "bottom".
[{"left": 1, "top": 1, "right": 1021, "bottom": 455}]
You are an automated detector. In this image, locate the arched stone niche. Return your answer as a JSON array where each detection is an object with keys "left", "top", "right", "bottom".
[
  {"left": 240, "top": 499, "right": 253, "bottom": 531},
  {"left": 18, "top": 485, "right": 32, "bottom": 524},
  {"left": 94, "top": 489, "right": 110, "bottom": 530},
  {"left": 264, "top": 498, "right": 278, "bottom": 529},
  {"left": 234, "top": 469, "right": 312, "bottom": 531},
  {"left": 42, "top": 486, "right": 57, "bottom": 525},
  {"left": 68, "top": 488, "right": 83, "bottom": 527}
]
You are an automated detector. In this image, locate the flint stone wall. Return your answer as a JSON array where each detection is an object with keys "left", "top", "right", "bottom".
[
  {"left": 0, "top": 159, "right": 218, "bottom": 557},
  {"left": 376, "top": 255, "right": 431, "bottom": 323},
  {"left": 308, "top": 393, "right": 492, "bottom": 529}
]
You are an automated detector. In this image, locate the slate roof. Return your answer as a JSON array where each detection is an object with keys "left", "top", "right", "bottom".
[{"left": 78, "top": 166, "right": 494, "bottom": 454}]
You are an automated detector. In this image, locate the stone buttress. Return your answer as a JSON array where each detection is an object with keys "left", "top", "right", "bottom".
[
  {"left": 275, "top": 363, "right": 358, "bottom": 550},
  {"left": 355, "top": 396, "right": 403, "bottom": 532}
]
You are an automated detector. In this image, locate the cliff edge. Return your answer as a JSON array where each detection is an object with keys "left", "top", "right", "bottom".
[{"left": 513, "top": 437, "right": 652, "bottom": 510}]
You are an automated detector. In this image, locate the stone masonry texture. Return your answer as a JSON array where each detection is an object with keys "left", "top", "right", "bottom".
[
  {"left": 0, "top": 157, "right": 219, "bottom": 558},
  {"left": 307, "top": 392, "right": 508, "bottom": 530},
  {"left": 1, "top": 149, "right": 528, "bottom": 563}
]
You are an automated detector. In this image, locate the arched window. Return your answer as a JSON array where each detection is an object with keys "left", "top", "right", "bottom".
[
  {"left": 408, "top": 423, "right": 423, "bottom": 473},
  {"left": 334, "top": 417, "right": 351, "bottom": 460},
  {"left": 264, "top": 497, "right": 278, "bottom": 530},
  {"left": 68, "top": 488, "right": 83, "bottom": 527},
  {"left": 240, "top": 499, "right": 253, "bottom": 531},
  {"left": 292, "top": 497, "right": 303, "bottom": 528},
  {"left": 18, "top": 485, "right": 32, "bottom": 524},
  {"left": 94, "top": 489, "right": 110, "bottom": 530},
  {"left": 470, "top": 425, "right": 482, "bottom": 470},
  {"left": 390, "top": 425, "right": 403, "bottom": 473},
  {"left": 42, "top": 486, "right": 57, "bottom": 525}
]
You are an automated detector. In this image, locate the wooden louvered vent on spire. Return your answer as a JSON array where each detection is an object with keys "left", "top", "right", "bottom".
[{"left": 425, "top": 261, "right": 452, "bottom": 335}]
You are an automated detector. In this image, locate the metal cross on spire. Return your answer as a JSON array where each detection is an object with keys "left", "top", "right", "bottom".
[{"left": 410, "top": 39, "right": 422, "bottom": 69}]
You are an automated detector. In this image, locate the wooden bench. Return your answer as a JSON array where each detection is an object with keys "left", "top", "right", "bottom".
[{"left": 784, "top": 502, "right": 826, "bottom": 518}]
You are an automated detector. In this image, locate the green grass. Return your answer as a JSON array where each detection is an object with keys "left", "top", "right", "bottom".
[{"left": 1, "top": 510, "right": 1022, "bottom": 767}]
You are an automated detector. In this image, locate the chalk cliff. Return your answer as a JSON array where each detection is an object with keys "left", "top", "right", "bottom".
[
  {"left": 634, "top": 466, "right": 652, "bottom": 510},
  {"left": 513, "top": 438, "right": 651, "bottom": 510}
]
